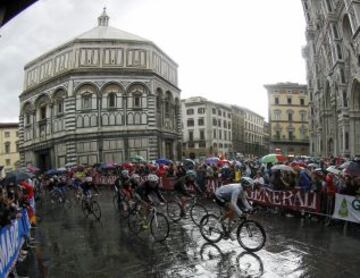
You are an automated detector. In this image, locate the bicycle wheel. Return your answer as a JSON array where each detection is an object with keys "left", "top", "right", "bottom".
[
  {"left": 199, "top": 214, "right": 223, "bottom": 243},
  {"left": 235, "top": 252, "right": 264, "bottom": 278},
  {"left": 200, "top": 243, "right": 223, "bottom": 261},
  {"left": 81, "top": 200, "right": 90, "bottom": 217},
  {"left": 91, "top": 200, "right": 102, "bottom": 220},
  {"left": 190, "top": 203, "right": 208, "bottom": 226},
  {"left": 166, "top": 200, "right": 182, "bottom": 222},
  {"left": 236, "top": 220, "right": 266, "bottom": 252},
  {"left": 50, "top": 191, "right": 61, "bottom": 206},
  {"left": 64, "top": 198, "right": 72, "bottom": 209},
  {"left": 113, "top": 194, "right": 119, "bottom": 210},
  {"left": 128, "top": 209, "right": 143, "bottom": 235},
  {"left": 150, "top": 212, "right": 169, "bottom": 242},
  {"left": 119, "top": 199, "right": 130, "bottom": 219}
]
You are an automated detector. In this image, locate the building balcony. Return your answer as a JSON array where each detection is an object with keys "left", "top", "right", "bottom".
[{"left": 271, "top": 137, "right": 309, "bottom": 144}]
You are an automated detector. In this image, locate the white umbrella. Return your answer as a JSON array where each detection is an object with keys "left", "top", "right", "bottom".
[
  {"left": 308, "top": 163, "right": 319, "bottom": 168},
  {"left": 65, "top": 162, "right": 77, "bottom": 168},
  {"left": 326, "top": 166, "right": 342, "bottom": 175},
  {"left": 271, "top": 164, "right": 295, "bottom": 173}
]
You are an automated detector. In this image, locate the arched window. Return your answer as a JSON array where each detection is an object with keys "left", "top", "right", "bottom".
[
  {"left": 25, "top": 113, "right": 31, "bottom": 125},
  {"left": 134, "top": 95, "right": 141, "bottom": 108},
  {"left": 274, "top": 110, "right": 281, "bottom": 121},
  {"left": 108, "top": 93, "right": 116, "bottom": 108},
  {"left": 156, "top": 96, "right": 161, "bottom": 113},
  {"left": 40, "top": 106, "right": 47, "bottom": 120},
  {"left": 82, "top": 94, "right": 92, "bottom": 110}
]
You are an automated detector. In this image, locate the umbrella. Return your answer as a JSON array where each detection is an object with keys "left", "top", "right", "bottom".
[
  {"left": 261, "top": 154, "right": 286, "bottom": 164},
  {"left": 65, "top": 162, "right": 77, "bottom": 168},
  {"left": 326, "top": 166, "right": 342, "bottom": 175},
  {"left": 121, "top": 162, "right": 134, "bottom": 170},
  {"left": 342, "top": 161, "right": 360, "bottom": 177},
  {"left": 99, "top": 162, "right": 115, "bottom": 169},
  {"left": 46, "top": 169, "right": 60, "bottom": 176},
  {"left": 182, "top": 159, "right": 195, "bottom": 170},
  {"left": 271, "top": 164, "right": 295, "bottom": 173},
  {"left": 339, "top": 161, "right": 352, "bottom": 170},
  {"left": 307, "top": 163, "right": 319, "bottom": 168},
  {"left": 206, "top": 157, "right": 219, "bottom": 165},
  {"left": 26, "top": 165, "right": 40, "bottom": 173},
  {"left": 290, "top": 161, "right": 306, "bottom": 168},
  {"left": 3, "top": 170, "right": 33, "bottom": 185},
  {"left": 130, "top": 155, "right": 146, "bottom": 163},
  {"left": 183, "top": 159, "right": 195, "bottom": 165},
  {"left": 156, "top": 158, "right": 172, "bottom": 165},
  {"left": 57, "top": 167, "right": 67, "bottom": 172}
]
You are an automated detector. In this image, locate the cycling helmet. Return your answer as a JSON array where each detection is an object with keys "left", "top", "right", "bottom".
[
  {"left": 147, "top": 174, "right": 159, "bottom": 183},
  {"left": 121, "top": 169, "right": 129, "bottom": 178},
  {"left": 240, "top": 177, "right": 255, "bottom": 188},
  {"left": 185, "top": 170, "right": 197, "bottom": 178},
  {"left": 85, "top": 176, "right": 93, "bottom": 182},
  {"left": 130, "top": 173, "right": 141, "bottom": 183}
]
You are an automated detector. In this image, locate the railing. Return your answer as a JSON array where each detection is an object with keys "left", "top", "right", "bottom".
[{"left": 271, "top": 137, "right": 309, "bottom": 143}]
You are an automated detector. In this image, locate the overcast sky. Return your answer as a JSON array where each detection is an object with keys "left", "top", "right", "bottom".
[{"left": 0, "top": 0, "right": 307, "bottom": 122}]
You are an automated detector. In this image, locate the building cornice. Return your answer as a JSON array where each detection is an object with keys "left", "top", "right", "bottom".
[{"left": 19, "top": 68, "right": 180, "bottom": 100}]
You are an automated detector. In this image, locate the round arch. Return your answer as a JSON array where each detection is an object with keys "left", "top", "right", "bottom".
[
  {"left": 126, "top": 82, "right": 150, "bottom": 95},
  {"left": 34, "top": 94, "right": 51, "bottom": 107},
  {"left": 74, "top": 82, "right": 99, "bottom": 96},
  {"left": 21, "top": 101, "right": 34, "bottom": 114},
  {"left": 101, "top": 82, "right": 124, "bottom": 94}
]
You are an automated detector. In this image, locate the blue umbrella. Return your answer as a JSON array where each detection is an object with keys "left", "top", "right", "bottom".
[
  {"left": 46, "top": 169, "right": 59, "bottom": 176},
  {"left": 156, "top": 158, "right": 172, "bottom": 165},
  {"left": 3, "top": 170, "right": 33, "bottom": 185},
  {"left": 205, "top": 157, "right": 219, "bottom": 165}
]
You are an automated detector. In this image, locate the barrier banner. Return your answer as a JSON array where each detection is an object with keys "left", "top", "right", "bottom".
[
  {"left": 161, "top": 177, "right": 176, "bottom": 191},
  {"left": 0, "top": 210, "right": 31, "bottom": 277},
  {"left": 332, "top": 193, "right": 360, "bottom": 223},
  {"left": 248, "top": 186, "right": 320, "bottom": 212},
  {"left": 95, "top": 175, "right": 117, "bottom": 185}
]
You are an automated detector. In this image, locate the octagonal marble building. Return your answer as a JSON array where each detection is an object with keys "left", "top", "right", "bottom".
[{"left": 19, "top": 10, "right": 181, "bottom": 169}]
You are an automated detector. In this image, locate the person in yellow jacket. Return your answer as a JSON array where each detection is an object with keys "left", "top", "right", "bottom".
[{"left": 234, "top": 167, "right": 241, "bottom": 182}]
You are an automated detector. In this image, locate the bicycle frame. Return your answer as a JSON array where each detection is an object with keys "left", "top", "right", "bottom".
[{"left": 219, "top": 209, "right": 248, "bottom": 235}]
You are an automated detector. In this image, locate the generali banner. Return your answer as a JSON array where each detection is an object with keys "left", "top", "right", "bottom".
[
  {"left": 332, "top": 193, "right": 360, "bottom": 223},
  {"left": 247, "top": 186, "right": 320, "bottom": 212}
]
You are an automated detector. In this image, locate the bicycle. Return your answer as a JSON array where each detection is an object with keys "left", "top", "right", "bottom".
[
  {"left": 81, "top": 192, "right": 101, "bottom": 220},
  {"left": 128, "top": 200, "right": 170, "bottom": 242},
  {"left": 199, "top": 209, "right": 266, "bottom": 252},
  {"left": 49, "top": 187, "right": 72, "bottom": 209},
  {"left": 112, "top": 185, "right": 133, "bottom": 219},
  {"left": 166, "top": 193, "right": 208, "bottom": 226}
]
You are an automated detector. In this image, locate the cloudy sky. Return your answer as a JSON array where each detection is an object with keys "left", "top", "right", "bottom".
[{"left": 0, "top": 0, "right": 307, "bottom": 122}]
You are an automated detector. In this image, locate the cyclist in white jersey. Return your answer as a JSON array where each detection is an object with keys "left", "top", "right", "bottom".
[{"left": 214, "top": 177, "right": 254, "bottom": 226}]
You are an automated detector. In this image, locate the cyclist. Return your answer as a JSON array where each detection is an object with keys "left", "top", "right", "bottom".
[
  {"left": 214, "top": 177, "right": 254, "bottom": 236},
  {"left": 174, "top": 170, "right": 203, "bottom": 217},
  {"left": 80, "top": 176, "right": 99, "bottom": 197},
  {"left": 114, "top": 169, "right": 132, "bottom": 203},
  {"left": 134, "top": 174, "right": 166, "bottom": 205}
]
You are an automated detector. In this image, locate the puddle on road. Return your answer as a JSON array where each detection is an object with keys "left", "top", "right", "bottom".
[{"left": 19, "top": 190, "right": 360, "bottom": 278}]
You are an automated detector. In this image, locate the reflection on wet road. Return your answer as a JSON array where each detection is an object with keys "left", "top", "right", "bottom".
[{"left": 19, "top": 189, "right": 360, "bottom": 277}]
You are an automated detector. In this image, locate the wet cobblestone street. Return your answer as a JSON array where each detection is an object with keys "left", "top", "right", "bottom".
[{"left": 18, "top": 189, "right": 360, "bottom": 278}]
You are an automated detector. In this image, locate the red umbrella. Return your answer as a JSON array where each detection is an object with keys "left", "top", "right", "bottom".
[
  {"left": 122, "top": 162, "right": 134, "bottom": 171},
  {"left": 342, "top": 161, "right": 360, "bottom": 177},
  {"left": 217, "top": 159, "right": 230, "bottom": 167}
]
